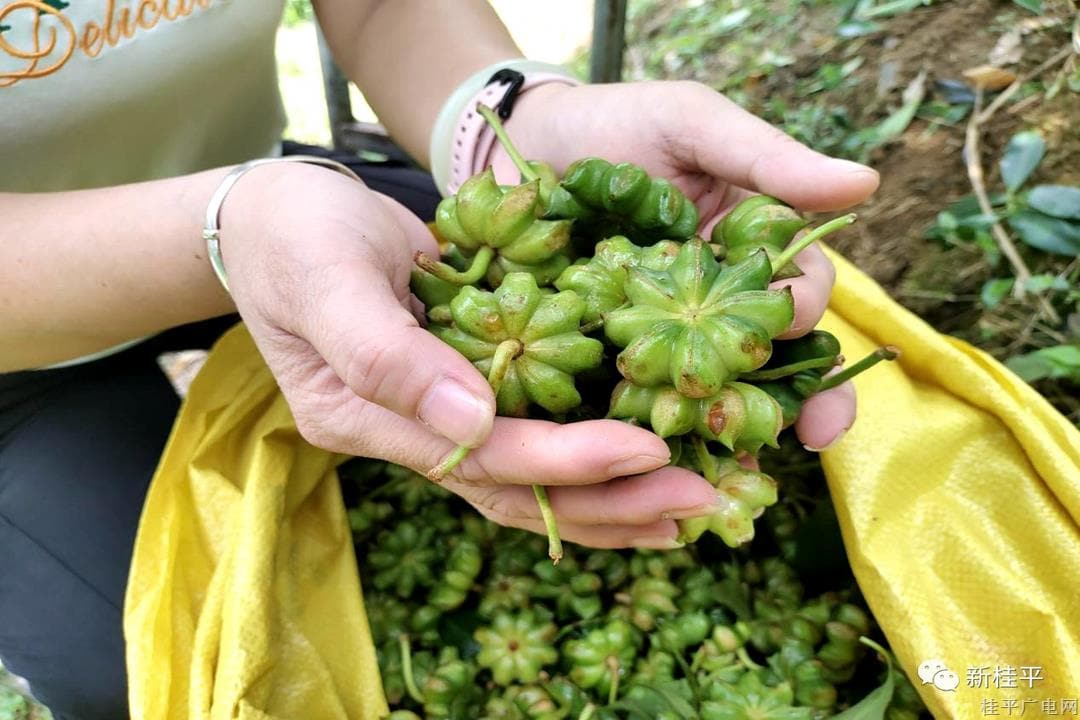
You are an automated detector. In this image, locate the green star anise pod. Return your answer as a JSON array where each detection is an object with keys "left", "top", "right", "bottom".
[
  {"left": 431, "top": 272, "right": 603, "bottom": 417},
  {"left": 505, "top": 685, "right": 563, "bottom": 720},
  {"left": 562, "top": 618, "right": 641, "bottom": 699},
  {"left": 382, "top": 463, "right": 450, "bottom": 514},
  {"left": 701, "top": 672, "right": 814, "bottom": 720},
  {"left": 474, "top": 610, "right": 559, "bottom": 685},
  {"left": 632, "top": 648, "right": 679, "bottom": 685},
  {"left": 712, "top": 195, "right": 809, "bottom": 279},
  {"left": 368, "top": 522, "right": 439, "bottom": 598},
  {"left": 675, "top": 446, "right": 778, "bottom": 547},
  {"left": 428, "top": 538, "right": 482, "bottom": 611},
  {"left": 767, "top": 638, "right": 838, "bottom": 710},
  {"left": 608, "top": 380, "right": 783, "bottom": 452},
  {"left": 655, "top": 611, "right": 712, "bottom": 654},
  {"left": 544, "top": 157, "right": 700, "bottom": 244},
  {"left": 480, "top": 574, "right": 537, "bottom": 616},
  {"left": 605, "top": 238, "right": 794, "bottom": 398},
  {"left": 421, "top": 649, "right": 481, "bottom": 719},
  {"left": 363, "top": 593, "right": 410, "bottom": 647},
  {"left": 425, "top": 170, "right": 574, "bottom": 287},
  {"left": 611, "top": 576, "right": 679, "bottom": 632},
  {"left": 554, "top": 236, "right": 680, "bottom": 323}
]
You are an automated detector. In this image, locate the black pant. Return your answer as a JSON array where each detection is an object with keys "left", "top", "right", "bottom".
[{"left": 0, "top": 146, "right": 440, "bottom": 720}]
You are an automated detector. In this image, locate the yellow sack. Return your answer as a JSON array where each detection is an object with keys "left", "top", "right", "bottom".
[
  {"left": 818, "top": 250, "right": 1080, "bottom": 718},
  {"left": 124, "top": 250, "right": 1080, "bottom": 720},
  {"left": 123, "top": 329, "right": 388, "bottom": 720}
]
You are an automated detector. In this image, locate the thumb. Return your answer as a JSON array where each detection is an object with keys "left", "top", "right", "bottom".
[
  {"left": 684, "top": 91, "right": 880, "bottom": 212},
  {"left": 308, "top": 264, "right": 496, "bottom": 449}
]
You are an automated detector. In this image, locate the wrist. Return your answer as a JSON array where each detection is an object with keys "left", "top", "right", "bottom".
[
  {"left": 210, "top": 159, "right": 364, "bottom": 297},
  {"left": 488, "top": 82, "right": 575, "bottom": 184},
  {"left": 429, "top": 60, "right": 581, "bottom": 195}
]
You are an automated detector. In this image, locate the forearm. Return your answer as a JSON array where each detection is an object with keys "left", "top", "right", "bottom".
[
  {"left": 316, "top": 0, "right": 522, "bottom": 166},
  {"left": 0, "top": 169, "right": 237, "bottom": 371}
]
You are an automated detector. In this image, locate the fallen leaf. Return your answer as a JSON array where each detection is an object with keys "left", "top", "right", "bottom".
[
  {"left": 989, "top": 29, "right": 1024, "bottom": 66},
  {"left": 962, "top": 64, "right": 1017, "bottom": 91}
]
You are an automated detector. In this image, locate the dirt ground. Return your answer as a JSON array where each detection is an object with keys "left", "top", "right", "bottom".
[
  {"left": 627, "top": 0, "right": 1079, "bottom": 421},
  {"left": 825, "top": 0, "right": 1078, "bottom": 296}
]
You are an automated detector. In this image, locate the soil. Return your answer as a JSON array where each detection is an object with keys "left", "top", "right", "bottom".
[
  {"left": 820, "top": 0, "right": 1078, "bottom": 307},
  {"left": 627, "top": 0, "right": 1079, "bottom": 421}
]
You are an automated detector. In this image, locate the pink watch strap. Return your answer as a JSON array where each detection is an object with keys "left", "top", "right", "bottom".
[{"left": 447, "top": 72, "right": 580, "bottom": 194}]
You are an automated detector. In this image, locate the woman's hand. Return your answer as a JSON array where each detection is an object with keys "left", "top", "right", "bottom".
[
  {"left": 499, "top": 80, "right": 881, "bottom": 450},
  {"left": 219, "top": 163, "right": 717, "bottom": 548}
]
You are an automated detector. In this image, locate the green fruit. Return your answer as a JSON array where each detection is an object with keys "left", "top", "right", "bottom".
[
  {"left": 475, "top": 611, "right": 559, "bottom": 685},
  {"left": 702, "top": 672, "right": 814, "bottom": 720},
  {"left": 609, "top": 381, "right": 783, "bottom": 452},
  {"left": 432, "top": 170, "right": 573, "bottom": 286},
  {"left": 563, "top": 618, "right": 641, "bottom": 699},
  {"left": 713, "top": 195, "right": 809, "bottom": 279},
  {"left": 613, "top": 576, "right": 679, "bottom": 631},
  {"left": 605, "top": 238, "right": 794, "bottom": 398},
  {"left": 368, "top": 522, "right": 438, "bottom": 599},
  {"left": 544, "top": 157, "right": 700, "bottom": 243},
  {"left": 655, "top": 611, "right": 712, "bottom": 653},
  {"left": 554, "top": 236, "right": 680, "bottom": 323},
  {"left": 432, "top": 273, "right": 603, "bottom": 416},
  {"left": 428, "top": 539, "right": 483, "bottom": 611}
]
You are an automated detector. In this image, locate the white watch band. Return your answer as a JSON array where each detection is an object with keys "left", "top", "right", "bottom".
[{"left": 429, "top": 59, "right": 580, "bottom": 197}]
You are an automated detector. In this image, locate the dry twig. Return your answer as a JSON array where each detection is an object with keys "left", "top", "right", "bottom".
[
  {"left": 977, "top": 45, "right": 1073, "bottom": 123},
  {"left": 964, "top": 42, "right": 1074, "bottom": 325},
  {"left": 964, "top": 89, "right": 1035, "bottom": 296}
]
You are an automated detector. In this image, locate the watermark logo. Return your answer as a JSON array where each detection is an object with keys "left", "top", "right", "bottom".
[{"left": 919, "top": 659, "right": 960, "bottom": 692}]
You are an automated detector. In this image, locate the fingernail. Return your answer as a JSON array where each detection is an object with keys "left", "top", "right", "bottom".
[
  {"left": 826, "top": 158, "right": 878, "bottom": 176},
  {"left": 418, "top": 378, "right": 493, "bottom": 447},
  {"left": 630, "top": 536, "right": 685, "bottom": 550},
  {"left": 660, "top": 499, "right": 723, "bottom": 521},
  {"left": 804, "top": 427, "right": 849, "bottom": 453},
  {"left": 607, "top": 453, "right": 669, "bottom": 477}
]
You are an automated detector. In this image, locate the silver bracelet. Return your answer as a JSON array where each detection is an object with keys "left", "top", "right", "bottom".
[{"left": 203, "top": 155, "right": 362, "bottom": 293}]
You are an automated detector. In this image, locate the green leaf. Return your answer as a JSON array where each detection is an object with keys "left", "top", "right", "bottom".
[
  {"left": 864, "top": 71, "right": 926, "bottom": 147},
  {"left": 1008, "top": 211, "right": 1080, "bottom": 256},
  {"left": 1011, "top": 0, "right": 1043, "bottom": 12},
  {"left": 613, "top": 681, "right": 696, "bottom": 720},
  {"left": 1007, "top": 345, "right": 1080, "bottom": 383},
  {"left": 831, "top": 638, "right": 896, "bottom": 719},
  {"left": 1027, "top": 185, "right": 1080, "bottom": 220},
  {"left": 947, "top": 193, "right": 1006, "bottom": 217},
  {"left": 837, "top": 20, "right": 882, "bottom": 38},
  {"left": 858, "top": 0, "right": 933, "bottom": 20},
  {"left": 1000, "top": 131, "right": 1046, "bottom": 193},
  {"left": 1022, "top": 274, "right": 1070, "bottom": 294},
  {"left": 981, "top": 278, "right": 1014, "bottom": 308}
]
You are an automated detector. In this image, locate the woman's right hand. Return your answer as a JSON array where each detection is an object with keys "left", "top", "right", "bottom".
[{"left": 220, "top": 163, "right": 720, "bottom": 549}]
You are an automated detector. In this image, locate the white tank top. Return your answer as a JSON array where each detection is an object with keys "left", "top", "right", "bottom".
[{"left": 0, "top": 0, "right": 287, "bottom": 192}]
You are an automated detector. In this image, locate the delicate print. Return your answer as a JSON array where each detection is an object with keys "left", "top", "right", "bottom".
[{"left": 0, "top": 0, "right": 217, "bottom": 88}]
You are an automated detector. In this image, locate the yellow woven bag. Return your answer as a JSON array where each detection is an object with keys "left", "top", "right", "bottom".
[{"left": 124, "top": 250, "right": 1080, "bottom": 720}]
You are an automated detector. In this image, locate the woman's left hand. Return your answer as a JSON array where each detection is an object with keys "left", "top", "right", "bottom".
[{"left": 495, "top": 80, "right": 881, "bottom": 450}]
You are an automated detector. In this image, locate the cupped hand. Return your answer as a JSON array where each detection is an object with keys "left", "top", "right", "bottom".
[
  {"left": 501, "top": 80, "right": 880, "bottom": 451},
  {"left": 217, "top": 163, "right": 717, "bottom": 549}
]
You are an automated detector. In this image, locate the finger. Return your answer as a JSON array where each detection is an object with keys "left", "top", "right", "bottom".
[
  {"left": 305, "top": 260, "right": 497, "bottom": 449},
  {"left": 282, "top": 384, "right": 673, "bottom": 487},
  {"left": 675, "top": 89, "right": 879, "bottom": 211},
  {"left": 796, "top": 376, "right": 856, "bottom": 451},
  {"left": 439, "top": 418, "right": 672, "bottom": 486},
  {"left": 771, "top": 243, "right": 836, "bottom": 339},
  {"left": 444, "top": 466, "right": 717, "bottom": 527},
  {"left": 477, "top": 510, "right": 682, "bottom": 550}
]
